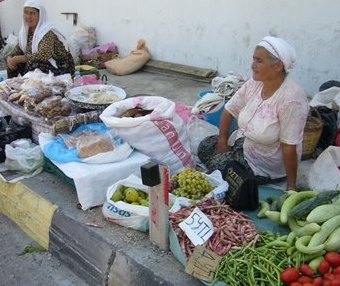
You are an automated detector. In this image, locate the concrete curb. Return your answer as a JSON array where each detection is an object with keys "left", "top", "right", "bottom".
[{"left": 0, "top": 178, "right": 203, "bottom": 286}]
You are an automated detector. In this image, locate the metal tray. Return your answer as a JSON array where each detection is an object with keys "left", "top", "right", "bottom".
[{"left": 65, "top": 84, "right": 126, "bottom": 110}]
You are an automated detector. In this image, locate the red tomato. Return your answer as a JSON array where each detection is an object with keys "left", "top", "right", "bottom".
[
  {"left": 318, "top": 260, "right": 331, "bottom": 275},
  {"left": 290, "top": 282, "right": 302, "bottom": 286},
  {"left": 299, "top": 264, "right": 315, "bottom": 277},
  {"left": 329, "top": 280, "right": 340, "bottom": 286},
  {"left": 333, "top": 266, "right": 340, "bottom": 275},
  {"left": 324, "top": 273, "right": 336, "bottom": 281},
  {"left": 281, "top": 267, "right": 300, "bottom": 283},
  {"left": 312, "top": 277, "right": 323, "bottom": 286},
  {"left": 325, "top": 252, "right": 340, "bottom": 267},
  {"left": 301, "top": 283, "right": 313, "bottom": 286},
  {"left": 298, "top": 276, "right": 314, "bottom": 284}
]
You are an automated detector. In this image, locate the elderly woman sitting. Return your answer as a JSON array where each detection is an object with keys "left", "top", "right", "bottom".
[
  {"left": 6, "top": 0, "right": 75, "bottom": 78},
  {"left": 198, "top": 36, "right": 309, "bottom": 192}
]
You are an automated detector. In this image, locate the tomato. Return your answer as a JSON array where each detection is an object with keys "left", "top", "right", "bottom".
[
  {"left": 312, "top": 277, "right": 323, "bottom": 286},
  {"left": 281, "top": 267, "right": 300, "bottom": 283},
  {"left": 299, "top": 264, "right": 315, "bottom": 277},
  {"left": 290, "top": 282, "right": 302, "bottom": 286},
  {"left": 333, "top": 266, "right": 340, "bottom": 275},
  {"left": 298, "top": 276, "right": 314, "bottom": 284},
  {"left": 325, "top": 252, "right": 340, "bottom": 267},
  {"left": 318, "top": 260, "right": 331, "bottom": 275},
  {"left": 324, "top": 273, "right": 336, "bottom": 281},
  {"left": 329, "top": 280, "right": 340, "bottom": 286},
  {"left": 301, "top": 283, "right": 313, "bottom": 286}
]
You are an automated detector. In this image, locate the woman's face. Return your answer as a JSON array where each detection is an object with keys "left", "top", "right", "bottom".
[
  {"left": 251, "top": 47, "right": 283, "bottom": 82},
  {"left": 23, "top": 7, "right": 39, "bottom": 29}
]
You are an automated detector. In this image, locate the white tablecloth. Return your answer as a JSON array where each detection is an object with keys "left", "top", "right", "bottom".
[{"left": 39, "top": 133, "right": 150, "bottom": 210}]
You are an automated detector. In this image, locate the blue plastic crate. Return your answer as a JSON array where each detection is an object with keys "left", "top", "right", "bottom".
[{"left": 197, "top": 90, "right": 237, "bottom": 132}]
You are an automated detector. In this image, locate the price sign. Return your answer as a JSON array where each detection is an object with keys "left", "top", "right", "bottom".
[{"left": 179, "top": 207, "right": 213, "bottom": 246}]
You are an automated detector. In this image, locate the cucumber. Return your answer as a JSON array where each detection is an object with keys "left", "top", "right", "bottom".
[
  {"left": 288, "top": 217, "right": 321, "bottom": 237},
  {"left": 257, "top": 200, "right": 271, "bottom": 218},
  {"left": 306, "top": 204, "right": 340, "bottom": 223},
  {"left": 324, "top": 226, "right": 340, "bottom": 251},
  {"left": 295, "top": 235, "right": 325, "bottom": 255},
  {"left": 289, "top": 190, "right": 340, "bottom": 219},
  {"left": 308, "top": 214, "right": 340, "bottom": 247},
  {"left": 280, "top": 191, "right": 317, "bottom": 224},
  {"left": 265, "top": 210, "right": 283, "bottom": 224}
]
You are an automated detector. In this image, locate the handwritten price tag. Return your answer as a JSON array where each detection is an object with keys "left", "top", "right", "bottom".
[{"left": 179, "top": 207, "right": 214, "bottom": 246}]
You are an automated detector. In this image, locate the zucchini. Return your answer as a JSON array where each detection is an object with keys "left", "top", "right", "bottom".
[
  {"left": 265, "top": 210, "right": 283, "bottom": 225},
  {"left": 306, "top": 204, "right": 340, "bottom": 223},
  {"left": 280, "top": 191, "right": 317, "bottom": 224},
  {"left": 289, "top": 190, "right": 340, "bottom": 219},
  {"left": 295, "top": 235, "right": 324, "bottom": 255},
  {"left": 288, "top": 217, "right": 321, "bottom": 237},
  {"left": 324, "top": 226, "right": 340, "bottom": 251},
  {"left": 309, "top": 256, "right": 325, "bottom": 272},
  {"left": 257, "top": 200, "right": 271, "bottom": 218},
  {"left": 308, "top": 214, "right": 340, "bottom": 247}
]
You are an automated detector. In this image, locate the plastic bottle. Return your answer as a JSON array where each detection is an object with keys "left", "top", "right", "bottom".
[{"left": 73, "top": 71, "right": 83, "bottom": 87}]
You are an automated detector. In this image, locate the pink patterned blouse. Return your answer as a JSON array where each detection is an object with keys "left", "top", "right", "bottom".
[{"left": 225, "top": 77, "right": 309, "bottom": 179}]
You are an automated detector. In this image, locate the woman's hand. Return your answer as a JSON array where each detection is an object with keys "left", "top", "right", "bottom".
[
  {"left": 217, "top": 137, "right": 231, "bottom": 153},
  {"left": 6, "top": 55, "right": 27, "bottom": 70},
  {"left": 6, "top": 56, "right": 17, "bottom": 70}
]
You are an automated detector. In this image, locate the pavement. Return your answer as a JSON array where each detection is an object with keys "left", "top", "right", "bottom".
[{"left": 0, "top": 67, "right": 213, "bottom": 286}]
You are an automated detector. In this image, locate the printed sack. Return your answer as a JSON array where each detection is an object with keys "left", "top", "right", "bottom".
[{"left": 100, "top": 95, "right": 194, "bottom": 174}]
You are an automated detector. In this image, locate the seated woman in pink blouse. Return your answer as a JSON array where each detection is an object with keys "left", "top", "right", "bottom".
[{"left": 198, "top": 36, "right": 309, "bottom": 192}]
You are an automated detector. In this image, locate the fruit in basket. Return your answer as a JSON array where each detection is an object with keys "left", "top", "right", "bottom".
[
  {"left": 170, "top": 168, "right": 213, "bottom": 200},
  {"left": 110, "top": 189, "right": 123, "bottom": 202},
  {"left": 125, "top": 188, "right": 139, "bottom": 203}
]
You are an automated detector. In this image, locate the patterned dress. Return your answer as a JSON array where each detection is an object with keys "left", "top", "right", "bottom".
[
  {"left": 7, "top": 30, "right": 75, "bottom": 78},
  {"left": 198, "top": 77, "right": 309, "bottom": 185}
]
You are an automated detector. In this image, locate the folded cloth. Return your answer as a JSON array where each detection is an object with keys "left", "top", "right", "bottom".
[
  {"left": 212, "top": 73, "right": 246, "bottom": 99},
  {"left": 191, "top": 92, "right": 225, "bottom": 115}
]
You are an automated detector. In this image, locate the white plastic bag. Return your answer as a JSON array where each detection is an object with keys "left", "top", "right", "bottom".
[
  {"left": 103, "top": 174, "right": 176, "bottom": 232},
  {"left": 308, "top": 146, "right": 340, "bottom": 191},
  {"left": 100, "top": 96, "right": 194, "bottom": 174},
  {"left": 5, "top": 139, "right": 44, "bottom": 173},
  {"left": 187, "top": 116, "right": 219, "bottom": 155},
  {"left": 309, "top": 86, "right": 340, "bottom": 110}
]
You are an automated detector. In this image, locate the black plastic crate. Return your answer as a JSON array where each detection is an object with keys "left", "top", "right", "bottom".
[{"left": 0, "top": 116, "right": 32, "bottom": 162}]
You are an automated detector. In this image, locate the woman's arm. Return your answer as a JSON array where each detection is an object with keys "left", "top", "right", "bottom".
[
  {"left": 217, "top": 109, "right": 234, "bottom": 153},
  {"left": 26, "top": 31, "right": 56, "bottom": 62},
  {"left": 6, "top": 45, "right": 25, "bottom": 70},
  {"left": 281, "top": 142, "right": 298, "bottom": 190}
]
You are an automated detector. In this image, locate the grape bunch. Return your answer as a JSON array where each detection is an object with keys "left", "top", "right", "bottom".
[{"left": 170, "top": 168, "right": 213, "bottom": 200}]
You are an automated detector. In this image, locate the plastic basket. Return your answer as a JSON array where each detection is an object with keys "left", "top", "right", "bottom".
[{"left": 301, "top": 108, "right": 323, "bottom": 160}]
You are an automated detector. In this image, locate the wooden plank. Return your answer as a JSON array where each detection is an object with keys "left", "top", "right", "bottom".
[{"left": 142, "top": 60, "right": 217, "bottom": 83}]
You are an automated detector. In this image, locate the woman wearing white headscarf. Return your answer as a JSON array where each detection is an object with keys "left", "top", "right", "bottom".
[
  {"left": 6, "top": 0, "right": 74, "bottom": 78},
  {"left": 198, "top": 36, "right": 309, "bottom": 192}
]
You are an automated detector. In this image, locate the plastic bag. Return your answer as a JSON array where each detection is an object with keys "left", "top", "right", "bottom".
[
  {"left": 100, "top": 95, "right": 194, "bottom": 174},
  {"left": 104, "top": 39, "right": 151, "bottom": 76},
  {"left": 308, "top": 146, "right": 340, "bottom": 191},
  {"left": 43, "top": 123, "right": 133, "bottom": 164},
  {"left": 103, "top": 174, "right": 177, "bottom": 231},
  {"left": 67, "top": 26, "right": 96, "bottom": 65},
  {"left": 187, "top": 116, "right": 219, "bottom": 155},
  {"left": 5, "top": 139, "right": 43, "bottom": 173}
]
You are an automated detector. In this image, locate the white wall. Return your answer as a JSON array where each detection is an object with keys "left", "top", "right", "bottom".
[{"left": 1, "top": 0, "right": 340, "bottom": 96}]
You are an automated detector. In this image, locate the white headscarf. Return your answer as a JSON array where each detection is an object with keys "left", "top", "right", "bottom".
[
  {"left": 257, "top": 36, "right": 296, "bottom": 72},
  {"left": 18, "top": 0, "right": 67, "bottom": 53}
]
